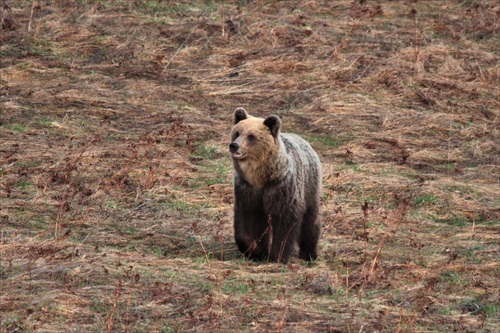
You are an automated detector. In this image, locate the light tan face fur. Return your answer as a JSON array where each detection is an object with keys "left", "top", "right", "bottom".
[{"left": 230, "top": 117, "right": 277, "bottom": 186}]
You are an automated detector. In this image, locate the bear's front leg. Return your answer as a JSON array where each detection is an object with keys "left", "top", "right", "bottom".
[
  {"left": 268, "top": 215, "right": 300, "bottom": 263},
  {"left": 234, "top": 183, "right": 271, "bottom": 260},
  {"left": 234, "top": 209, "right": 271, "bottom": 261}
]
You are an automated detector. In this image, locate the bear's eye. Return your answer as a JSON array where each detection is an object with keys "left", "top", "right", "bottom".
[
  {"left": 247, "top": 134, "right": 256, "bottom": 142},
  {"left": 233, "top": 131, "right": 240, "bottom": 139}
]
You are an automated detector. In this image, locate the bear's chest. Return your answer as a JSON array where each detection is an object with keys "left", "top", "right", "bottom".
[{"left": 234, "top": 160, "right": 271, "bottom": 188}]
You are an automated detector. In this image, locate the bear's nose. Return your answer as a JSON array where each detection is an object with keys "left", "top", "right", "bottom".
[{"left": 229, "top": 142, "right": 239, "bottom": 152}]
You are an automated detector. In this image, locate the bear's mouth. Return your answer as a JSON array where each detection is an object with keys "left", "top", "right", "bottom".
[{"left": 231, "top": 152, "right": 245, "bottom": 160}]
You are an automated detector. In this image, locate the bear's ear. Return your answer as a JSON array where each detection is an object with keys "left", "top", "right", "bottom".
[
  {"left": 264, "top": 115, "right": 281, "bottom": 138},
  {"left": 233, "top": 107, "right": 248, "bottom": 124}
]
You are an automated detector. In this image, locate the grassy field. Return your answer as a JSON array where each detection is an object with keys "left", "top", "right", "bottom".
[{"left": 1, "top": 1, "right": 499, "bottom": 332}]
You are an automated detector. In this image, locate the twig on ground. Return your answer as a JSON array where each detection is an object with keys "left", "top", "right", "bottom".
[{"left": 163, "top": 34, "right": 191, "bottom": 72}]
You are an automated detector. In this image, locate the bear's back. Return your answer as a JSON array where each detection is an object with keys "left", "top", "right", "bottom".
[
  {"left": 281, "top": 133, "right": 321, "bottom": 169},
  {"left": 280, "top": 133, "right": 322, "bottom": 196}
]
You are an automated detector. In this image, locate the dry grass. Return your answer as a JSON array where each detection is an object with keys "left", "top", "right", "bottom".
[{"left": 1, "top": 0, "right": 499, "bottom": 332}]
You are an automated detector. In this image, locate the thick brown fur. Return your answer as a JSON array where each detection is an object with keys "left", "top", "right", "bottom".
[{"left": 229, "top": 107, "right": 322, "bottom": 263}]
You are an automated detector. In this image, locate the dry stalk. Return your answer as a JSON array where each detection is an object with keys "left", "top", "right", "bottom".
[
  {"left": 367, "top": 231, "right": 388, "bottom": 282},
  {"left": 349, "top": 196, "right": 411, "bottom": 292},
  {"left": 244, "top": 215, "right": 273, "bottom": 261},
  {"left": 107, "top": 280, "right": 122, "bottom": 333},
  {"left": 395, "top": 308, "right": 404, "bottom": 333},
  {"left": 53, "top": 137, "right": 100, "bottom": 238},
  {"left": 163, "top": 34, "right": 191, "bottom": 72},
  {"left": 28, "top": 0, "right": 36, "bottom": 32},
  {"left": 276, "top": 225, "right": 294, "bottom": 264},
  {"left": 28, "top": 245, "right": 34, "bottom": 290},
  {"left": 276, "top": 292, "right": 290, "bottom": 333},
  {"left": 54, "top": 191, "right": 68, "bottom": 239},
  {"left": 125, "top": 293, "right": 131, "bottom": 333},
  {"left": 411, "top": 8, "right": 423, "bottom": 75},
  {"left": 221, "top": 12, "right": 225, "bottom": 38},
  {"left": 214, "top": 215, "right": 226, "bottom": 261},
  {"left": 329, "top": 18, "right": 361, "bottom": 60},
  {"left": 368, "top": 199, "right": 410, "bottom": 284},
  {"left": 266, "top": 215, "right": 273, "bottom": 261},
  {"left": 361, "top": 200, "right": 370, "bottom": 264},
  {"left": 58, "top": 137, "right": 100, "bottom": 184},
  {"left": 197, "top": 234, "right": 211, "bottom": 268},
  {"left": 345, "top": 264, "right": 349, "bottom": 299},
  {"left": 192, "top": 222, "right": 213, "bottom": 277},
  {"left": 396, "top": 309, "right": 417, "bottom": 333}
]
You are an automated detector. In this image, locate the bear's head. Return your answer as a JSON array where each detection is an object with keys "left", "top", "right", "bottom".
[{"left": 229, "top": 108, "right": 281, "bottom": 165}]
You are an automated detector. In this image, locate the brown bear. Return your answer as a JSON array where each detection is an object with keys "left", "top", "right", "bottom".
[{"left": 229, "top": 107, "right": 322, "bottom": 263}]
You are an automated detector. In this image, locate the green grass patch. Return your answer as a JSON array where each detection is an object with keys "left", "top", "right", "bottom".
[
  {"left": 204, "top": 160, "right": 230, "bottom": 185},
  {"left": 221, "top": 281, "right": 249, "bottom": 294},
  {"left": 460, "top": 299, "right": 500, "bottom": 317},
  {"left": 434, "top": 214, "right": 469, "bottom": 226},
  {"left": 13, "top": 180, "right": 33, "bottom": 190},
  {"left": 0, "top": 267, "right": 8, "bottom": 280},
  {"left": 164, "top": 197, "right": 192, "bottom": 212},
  {"left": 474, "top": 218, "right": 499, "bottom": 226},
  {"left": 136, "top": 1, "right": 193, "bottom": 14},
  {"left": 440, "top": 271, "right": 465, "bottom": 286},
  {"left": 413, "top": 193, "right": 440, "bottom": 207},
  {"left": 151, "top": 246, "right": 165, "bottom": 257},
  {"left": 11, "top": 124, "right": 27, "bottom": 132},
  {"left": 158, "top": 322, "right": 177, "bottom": 333},
  {"left": 460, "top": 245, "right": 485, "bottom": 264},
  {"left": 14, "top": 160, "right": 42, "bottom": 168},
  {"left": 485, "top": 303, "right": 500, "bottom": 318},
  {"left": 1, "top": 316, "right": 24, "bottom": 332},
  {"left": 28, "top": 216, "right": 47, "bottom": 230},
  {"left": 306, "top": 134, "right": 350, "bottom": 148},
  {"left": 342, "top": 161, "right": 361, "bottom": 172},
  {"left": 192, "top": 143, "right": 222, "bottom": 160},
  {"left": 36, "top": 117, "right": 53, "bottom": 126},
  {"left": 164, "top": 196, "right": 216, "bottom": 218}
]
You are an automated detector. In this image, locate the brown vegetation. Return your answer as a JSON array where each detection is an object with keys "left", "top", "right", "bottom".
[{"left": 1, "top": 1, "right": 499, "bottom": 332}]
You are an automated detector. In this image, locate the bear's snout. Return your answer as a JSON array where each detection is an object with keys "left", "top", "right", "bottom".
[
  {"left": 229, "top": 142, "right": 245, "bottom": 159},
  {"left": 229, "top": 142, "right": 239, "bottom": 153}
]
